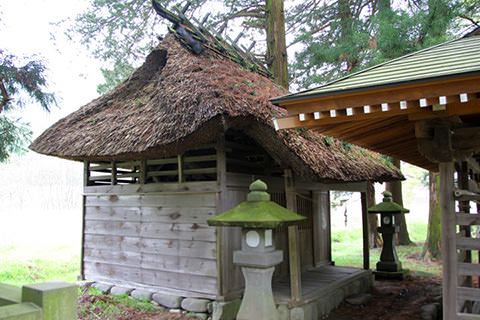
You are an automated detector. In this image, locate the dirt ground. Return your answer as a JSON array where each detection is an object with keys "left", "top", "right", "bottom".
[
  {"left": 326, "top": 275, "right": 443, "bottom": 320},
  {"left": 78, "top": 275, "right": 442, "bottom": 320}
]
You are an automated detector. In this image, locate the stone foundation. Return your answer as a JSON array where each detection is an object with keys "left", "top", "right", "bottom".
[{"left": 87, "top": 268, "right": 372, "bottom": 320}]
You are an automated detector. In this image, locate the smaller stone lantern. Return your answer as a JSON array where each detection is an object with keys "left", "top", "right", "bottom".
[
  {"left": 207, "top": 179, "right": 305, "bottom": 320},
  {"left": 368, "top": 191, "right": 409, "bottom": 280}
]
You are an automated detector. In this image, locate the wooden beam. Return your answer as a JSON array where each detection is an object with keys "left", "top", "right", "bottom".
[
  {"left": 458, "top": 262, "right": 480, "bottom": 276},
  {"left": 457, "top": 237, "right": 480, "bottom": 250},
  {"left": 295, "top": 181, "right": 367, "bottom": 192},
  {"left": 279, "top": 75, "right": 480, "bottom": 112},
  {"left": 457, "top": 286, "right": 480, "bottom": 302},
  {"left": 440, "top": 162, "right": 457, "bottom": 320},
  {"left": 284, "top": 168, "right": 302, "bottom": 304},
  {"left": 275, "top": 97, "right": 480, "bottom": 131},
  {"left": 458, "top": 313, "right": 480, "bottom": 320},
  {"left": 456, "top": 214, "right": 480, "bottom": 226}
]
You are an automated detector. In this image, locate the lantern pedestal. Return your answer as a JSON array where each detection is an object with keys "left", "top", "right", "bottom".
[
  {"left": 233, "top": 229, "right": 283, "bottom": 320},
  {"left": 235, "top": 266, "right": 279, "bottom": 320}
]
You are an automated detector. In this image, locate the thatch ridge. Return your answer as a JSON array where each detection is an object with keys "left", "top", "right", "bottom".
[{"left": 30, "top": 35, "right": 402, "bottom": 183}]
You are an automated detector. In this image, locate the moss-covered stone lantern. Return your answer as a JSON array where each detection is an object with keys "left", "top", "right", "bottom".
[
  {"left": 208, "top": 179, "right": 305, "bottom": 320},
  {"left": 368, "top": 191, "right": 409, "bottom": 279}
]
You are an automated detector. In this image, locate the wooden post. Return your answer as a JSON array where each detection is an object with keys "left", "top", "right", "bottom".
[
  {"left": 177, "top": 155, "right": 184, "bottom": 183},
  {"left": 440, "top": 162, "right": 457, "bottom": 320},
  {"left": 83, "top": 160, "right": 90, "bottom": 186},
  {"left": 312, "top": 190, "right": 331, "bottom": 266},
  {"left": 81, "top": 160, "right": 90, "bottom": 279},
  {"left": 216, "top": 136, "right": 227, "bottom": 298},
  {"left": 80, "top": 195, "right": 86, "bottom": 280},
  {"left": 284, "top": 168, "right": 302, "bottom": 303},
  {"left": 361, "top": 190, "right": 370, "bottom": 270},
  {"left": 111, "top": 161, "right": 117, "bottom": 185},
  {"left": 139, "top": 160, "right": 147, "bottom": 184}
]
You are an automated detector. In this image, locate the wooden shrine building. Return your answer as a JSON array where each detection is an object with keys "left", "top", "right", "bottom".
[
  {"left": 30, "top": 16, "right": 402, "bottom": 318},
  {"left": 271, "top": 28, "right": 480, "bottom": 319}
]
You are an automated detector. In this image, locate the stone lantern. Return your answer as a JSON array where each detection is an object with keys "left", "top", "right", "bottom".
[
  {"left": 368, "top": 191, "right": 409, "bottom": 279},
  {"left": 207, "top": 179, "right": 305, "bottom": 320}
]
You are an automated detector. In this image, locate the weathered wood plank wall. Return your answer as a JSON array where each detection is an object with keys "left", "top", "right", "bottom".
[{"left": 83, "top": 181, "right": 219, "bottom": 298}]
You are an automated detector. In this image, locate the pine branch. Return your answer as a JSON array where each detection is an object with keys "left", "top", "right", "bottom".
[
  {"left": 459, "top": 15, "right": 480, "bottom": 27},
  {"left": 0, "top": 76, "right": 11, "bottom": 114}
]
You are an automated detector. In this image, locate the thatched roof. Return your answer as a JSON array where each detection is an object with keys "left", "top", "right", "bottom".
[{"left": 30, "top": 35, "right": 402, "bottom": 183}]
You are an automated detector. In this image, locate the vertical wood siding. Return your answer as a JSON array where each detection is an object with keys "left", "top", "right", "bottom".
[{"left": 82, "top": 181, "right": 219, "bottom": 298}]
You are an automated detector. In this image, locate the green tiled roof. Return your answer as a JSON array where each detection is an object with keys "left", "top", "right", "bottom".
[{"left": 271, "top": 33, "right": 480, "bottom": 104}]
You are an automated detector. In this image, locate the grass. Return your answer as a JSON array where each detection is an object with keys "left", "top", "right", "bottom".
[
  {"left": 0, "top": 244, "right": 80, "bottom": 286},
  {"left": 331, "top": 220, "right": 442, "bottom": 278}
]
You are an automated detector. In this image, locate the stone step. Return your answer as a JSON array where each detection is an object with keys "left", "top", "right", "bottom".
[{"left": 0, "top": 284, "right": 21, "bottom": 306}]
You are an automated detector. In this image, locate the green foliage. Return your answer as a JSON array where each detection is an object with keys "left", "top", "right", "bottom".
[
  {"left": 0, "top": 46, "right": 56, "bottom": 162},
  {"left": 0, "top": 50, "right": 56, "bottom": 112},
  {"left": 289, "top": 0, "right": 478, "bottom": 88},
  {"left": 0, "top": 117, "right": 32, "bottom": 162},
  {"left": 97, "top": 63, "right": 136, "bottom": 94}
]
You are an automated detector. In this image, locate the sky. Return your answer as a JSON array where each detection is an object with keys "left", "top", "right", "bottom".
[{"left": 0, "top": 0, "right": 103, "bottom": 137}]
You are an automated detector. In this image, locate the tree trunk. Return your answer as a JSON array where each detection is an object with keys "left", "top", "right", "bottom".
[
  {"left": 385, "top": 159, "right": 413, "bottom": 245},
  {"left": 367, "top": 181, "right": 381, "bottom": 248},
  {"left": 265, "top": 0, "right": 288, "bottom": 89},
  {"left": 421, "top": 171, "right": 442, "bottom": 260}
]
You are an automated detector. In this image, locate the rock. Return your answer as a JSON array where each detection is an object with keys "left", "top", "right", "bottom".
[
  {"left": 420, "top": 303, "right": 439, "bottom": 320},
  {"left": 211, "top": 299, "right": 241, "bottom": 320},
  {"left": 432, "top": 295, "right": 442, "bottom": 304},
  {"left": 345, "top": 293, "right": 372, "bottom": 306},
  {"left": 207, "top": 302, "right": 213, "bottom": 314},
  {"left": 110, "top": 286, "right": 133, "bottom": 296},
  {"left": 192, "top": 312, "right": 209, "bottom": 320},
  {"left": 472, "top": 301, "right": 480, "bottom": 314},
  {"left": 130, "top": 289, "right": 153, "bottom": 302},
  {"left": 290, "top": 307, "right": 304, "bottom": 320},
  {"left": 182, "top": 298, "right": 211, "bottom": 313},
  {"left": 152, "top": 293, "right": 183, "bottom": 308},
  {"left": 92, "top": 282, "right": 113, "bottom": 294},
  {"left": 277, "top": 305, "right": 290, "bottom": 320},
  {"left": 76, "top": 281, "right": 94, "bottom": 289},
  {"left": 431, "top": 286, "right": 443, "bottom": 297}
]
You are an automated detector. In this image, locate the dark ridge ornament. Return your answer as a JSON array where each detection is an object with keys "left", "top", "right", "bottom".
[
  {"left": 151, "top": 0, "right": 273, "bottom": 78},
  {"left": 368, "top": 191, "right": 410, "bottom": 280}
]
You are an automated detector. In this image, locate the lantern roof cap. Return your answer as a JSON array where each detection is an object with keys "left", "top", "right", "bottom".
[
  {"left": 207, "top": 179, "right": 306, "bottom": 228},
  {"left": 368, "top": 191, "right": 409, "bottom": 214}
]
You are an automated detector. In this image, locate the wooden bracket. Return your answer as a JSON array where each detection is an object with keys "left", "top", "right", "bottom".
[{"left": 417, "top": 122, "right": 453, "bottom": 163}]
